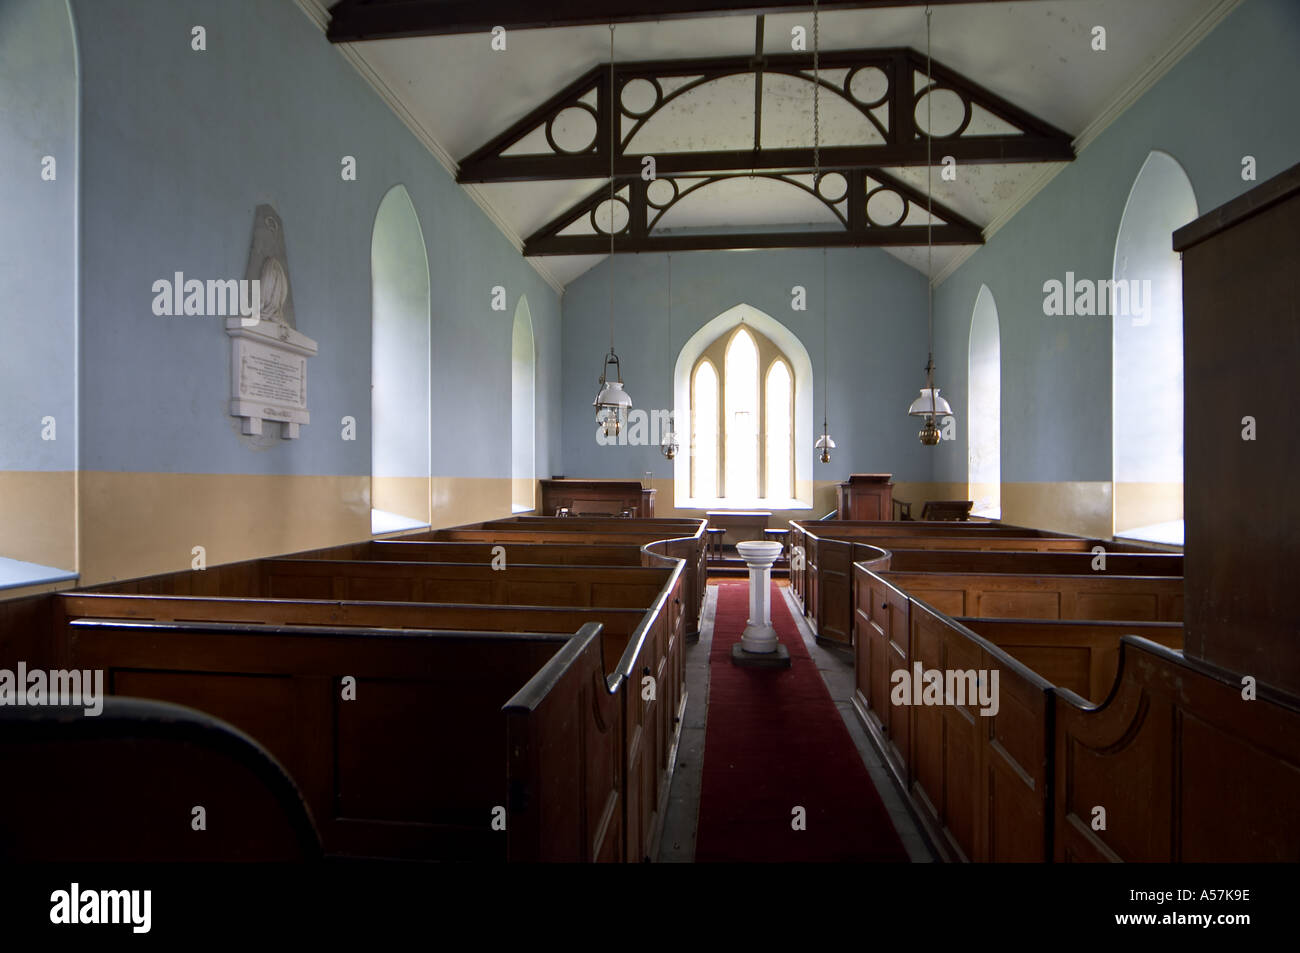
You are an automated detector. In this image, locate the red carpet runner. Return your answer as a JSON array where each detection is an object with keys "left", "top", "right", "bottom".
[{"left": 694, "top": 581, "right": 909, "bottom": 862}]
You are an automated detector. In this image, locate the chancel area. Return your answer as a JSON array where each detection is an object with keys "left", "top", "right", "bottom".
[{"left": 1, "top": 0, "right": 1298, "bottom": 875}]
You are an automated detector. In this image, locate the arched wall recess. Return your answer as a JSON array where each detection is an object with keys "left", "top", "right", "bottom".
[
  {"left": 968, "top": 284, "right": 1001, "bottom": 519},
  {"left": 370, "top": 184, "right": 432, "bottom": 534},
  {"left": 1112, "top": 150, "right": 1197, "bottom": 545},
  {"left": 511, "top": 296, "right": 536, "bottom": 512}
]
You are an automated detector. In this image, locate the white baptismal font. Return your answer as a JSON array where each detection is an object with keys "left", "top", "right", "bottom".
[{"left": 730, "top": 540, "right": 791, "bottom": 669}]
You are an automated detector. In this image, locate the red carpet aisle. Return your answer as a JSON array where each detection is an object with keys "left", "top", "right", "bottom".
[{"left": 694, "top": 581, "right": 909, "bottom": 862}]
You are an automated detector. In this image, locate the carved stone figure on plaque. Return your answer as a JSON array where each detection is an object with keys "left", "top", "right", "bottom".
[{"left": 226, "top": 205, "right": 318, "bottom": 439}]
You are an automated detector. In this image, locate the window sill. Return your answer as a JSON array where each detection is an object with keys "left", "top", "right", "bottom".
[
  {"left": 1116, "top": 520, "right": 1184, "bottom": 547},
  {"left": 371, "top": 509, "right": 431, "bottom": 537},
  {"left": 0, "top": 556, "right": 78, "bottom": 594},
  {"left": 675, "top": 499, "right": 812, "bottom": 511}
]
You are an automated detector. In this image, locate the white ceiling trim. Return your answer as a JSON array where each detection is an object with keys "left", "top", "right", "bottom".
[
  {"left": 292, "top": 0, "right": 567, "bottom": 296},
  {"left": 931, "top": 0, "right": 1244, "bottom": 287}
]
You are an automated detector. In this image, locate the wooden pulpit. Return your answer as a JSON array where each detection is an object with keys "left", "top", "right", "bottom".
[{"left": 836, "top": 474, "right": 893, "bottom": 521}]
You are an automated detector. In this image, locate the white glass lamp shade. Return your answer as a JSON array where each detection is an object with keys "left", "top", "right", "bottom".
[
  {"left": 660, "top": 430, "right": 679, "bottom": 459},
  {"left": 815, "top": 430, "right": 836, "bottom": 463},
  {"left": 593, "top": 379, "right": 632, "bottom": 416},
  {"left": 907, "top": 387, "right": 953, "bottom": 418}
]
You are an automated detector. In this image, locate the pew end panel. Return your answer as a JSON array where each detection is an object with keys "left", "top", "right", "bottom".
[
  {"left": 504, "top": 623, "right": 625, "bottom": 862},
  {"left": 907, "top": 601, "right": 1055, "bottom": 863},
  {"left": 852, "top": 562, "right": 910, "bottom": 785},
  {"left": 1054, "top": 638, "right": 1300, "bottom": 863}
]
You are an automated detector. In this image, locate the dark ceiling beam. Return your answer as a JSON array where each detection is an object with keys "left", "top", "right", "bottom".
[
  {"left": 462, "top": 137, "right": 1073, "bottom": 183},
  {"left": 525, "top": 225, "right": 983, "bottom": 256},
  {"left": 455, "top": 46, "right": 1075, "bottom": 183},
  {"left": 523, "top": 167, "right": 985, "bottom": 256},
  {"left": 327, "top": 0, "right": 1039, "bottom": 42}
]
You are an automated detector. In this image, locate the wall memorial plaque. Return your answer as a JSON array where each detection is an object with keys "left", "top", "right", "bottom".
[{"left": 227, "top": 205, "right": 317, "bottom": 438}]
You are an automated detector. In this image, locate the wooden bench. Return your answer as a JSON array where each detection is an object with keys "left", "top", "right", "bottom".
[
  {"left": 852, "top": 558, "right": 1192, "bottom": 863},
  {"left": 888, "top": 549, "right": 1183, "bottom": 576},
  {"left": 310, "top": 541, "right": 647, "bottom": 567},
  {"left": 415, "top": 517, "right": 707, "bottom": 640},
  {"left": 0, "top": 696, "right": 321, "bottom": 861},
  {"left": 919, "top": 500, "right": 974, "bottom": 521},
  {"left": 957, "top": 617, "right": 1183, "bottom": 704},
  {"left": 1054, "top": 638, "right": 1300, "bottom": 862},
  {"left": 256, "top": 559, "right": 671, "bottom": 608},
  {"left": 63, "top": 617, "right": 573, "bottom": 860},
  {"left": 878, "top": 571, "right": 1184, "bottom": 623},
  {"left": 789, "top": 516, "right": 1172, "bottom": 646},
  {"left": 57, "top": 548, "right": 688, "bottom": 863}
]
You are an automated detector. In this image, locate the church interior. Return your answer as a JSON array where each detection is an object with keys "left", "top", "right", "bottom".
[{"left": 1, "top": 0, "right": 1298, "bottom": 905}]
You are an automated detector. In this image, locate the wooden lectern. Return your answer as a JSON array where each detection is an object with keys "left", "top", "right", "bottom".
[
  {"left": 539, "top": 479, "right": 655, "bottom": 518},
  {"left": 836, "top": 474, "right": 893, "bottom": 521}
]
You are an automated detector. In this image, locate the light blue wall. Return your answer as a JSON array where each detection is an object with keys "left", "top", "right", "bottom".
[
  {"left": 0, "top": 0, "right": 77, "bottom": 473},
  {"left": 70, "top": 0, "right": 561, "bottom": 481},
  {"left": 560, "top": 247, "right": 932, "bottom": 486},
  {"left": 931, "top": 0, "right": 1300, "bottom": 486}
]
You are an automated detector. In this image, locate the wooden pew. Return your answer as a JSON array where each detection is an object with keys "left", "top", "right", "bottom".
[
  {"left": 879, "top": 571, "right": 1184, "bottom": 623},
  {"left": 0, "top": 696, "right": 321, "bottom": 861},
  {"left": 958, "top": 617, "right": 1183, "bottom": 704},
  {"left": 416, "top": 517, "right": 708, "bottom": 640},
  {"left": 58, "top": 560, "right": 688, "bottom": 863},
  {"left": 906, "top": 601, "right": 1055, "bottom": 861},
  {"left": 365, "top": 541, "right": 644, "bottom": 566},
  {"left": 793, "top": 519, "right": 1121, "bottom": 646},
  {"left": 1054, "top": 637, "right": 1300, "bottom": 862},
  {"left": 504, "top": 624, "right": 626, "bottom": 861},
  {"left": 59, "top": 594, "right": 645, "bottom": 667},
  {"left": 257, "top": 559, "right": 671, "bottom": 608},
  {"left": 853, "top": 556, "right": 1187, "bottom": 863},
  {"left": 888, "top": 549, "right": 1183, "bottom": 576},
  {"left": 64, "top": 617, "right": 571, "bottom": 860}
]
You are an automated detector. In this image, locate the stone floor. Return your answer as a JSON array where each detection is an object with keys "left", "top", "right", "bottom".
[{"left": 657, "top": 583, "right": 936, "bottom": 863}]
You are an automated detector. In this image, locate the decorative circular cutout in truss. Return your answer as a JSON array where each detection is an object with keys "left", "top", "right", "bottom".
[
  {"left": 591, "top": 197, "right": 630, "bottom": 235},
  {"left": 814, "top": 172, "right": 848, "bottom": 203},
  {"left": 646, "top": 177, "right": 678, "bottom": 209},
  {"left": 845, "top": 66, "right": 889, "bottom": 108},
  {"left": 620, "top": 77, "right": 662, "bottom": 118},
  {"left": 546, "top": 105, "right": 599, "bottom": 155},
  {"left": 914, "top": 86, "right": 969, "bottom": 138},
  {"left": 865, "top": 186, "right": 907, "bottom": 228}
]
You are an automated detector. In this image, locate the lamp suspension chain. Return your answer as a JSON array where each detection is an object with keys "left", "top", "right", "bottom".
[
  {"left": 608, "top": 22, "right": 616, "bottom": 355},
  {"left": 926, "top": 5, "right": 934, "bottom": 382},
  {"left": 813, "top": 0, "right": 820, "bottom": 183}
]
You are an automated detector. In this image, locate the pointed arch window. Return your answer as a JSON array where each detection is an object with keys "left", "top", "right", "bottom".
[
  {"left": 689, "top": 325, "right": 797, "bottom": 505},
  {"left": 691, "top": 361, "right": 719, "bottom": 498},
  {"left": 724, "top": 328, "right": 760, "bottom": 500},
  {"left": 765, "top": 361, "right": 793, "bottom": 503}
]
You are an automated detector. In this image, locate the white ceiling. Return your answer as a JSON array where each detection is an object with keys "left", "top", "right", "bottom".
[{"left": 329, "top": 0, "right": 1232, "bottom": 287}]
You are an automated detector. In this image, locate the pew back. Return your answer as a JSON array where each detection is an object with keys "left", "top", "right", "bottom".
[
  {"left": 65, "top": 617, "right": 568, "bottom": 860},
  {"left": 888, "top": 550, "right": 1183, "bottom": 576},
  {"left": 880, "top": 571, "right": 1184, "bottom": 623},
  {"left": 958, "top": 617, "right": 1184, "bottom": 703},
  {"left": 1055, "top": 638, "right": 1300, "bottom": 862}
]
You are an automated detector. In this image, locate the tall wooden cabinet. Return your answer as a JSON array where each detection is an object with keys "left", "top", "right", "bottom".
[{"left": 1174, "top": 161, "right": 1300, "bottom": 698}]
